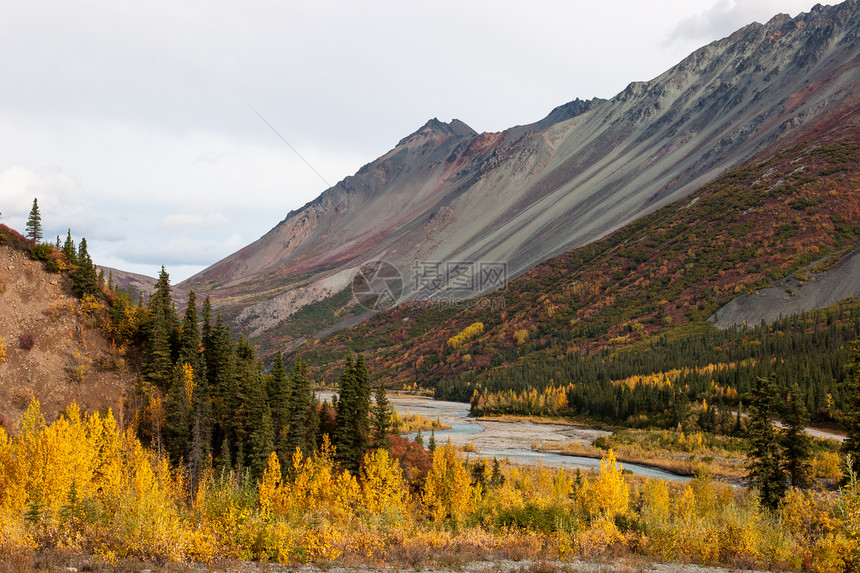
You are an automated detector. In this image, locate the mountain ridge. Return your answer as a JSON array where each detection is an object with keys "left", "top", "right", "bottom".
[{"left": 177, "top": 0, "right": 860, "bottom": 354}]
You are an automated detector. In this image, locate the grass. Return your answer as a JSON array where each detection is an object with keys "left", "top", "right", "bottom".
[
  {"left": 477, "top": 415, "right": 584, "bottom": 426},
  {"left": 393, "top": 410, "right": 451, "bottom": 433}
]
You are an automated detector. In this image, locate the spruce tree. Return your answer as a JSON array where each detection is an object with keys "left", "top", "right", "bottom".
[
  {"left": 334, "top": 355, "right": 363, "bottom": 472},
  {"left": 163, "top": 365, "right": 191, "bottom": 467},
  {"left": 354, "top": 354, "right": 372, "bottom": 451},
  {"left": 843, "top": 340, "right": 860, "bottom": 464},
  {"left": 208, "top": 316, "right": 236, "bottom": 467},
  {"left": 371, "top": 380, "right": 392, "bottom": 449},
  {"left": 283, "top": 357, "right": 314, "bottom": 460},
  {"left": 746, "top": 375, "right": 787, "bottom": 509},
  {"left": 269, "top": 352, "right": 290, "bottom": 464},
  {"left": 62, "top": 230, "right": 76, "bottom": 266},
  {"left": 71, "top": 238, "right": 99, "bottom": 297},
  {"left": 25, "top": 198, "right": 42, "bottom": 243},
  {"left": 247, "top": 378, "right": 274, "bottom": 480},
  {"left": 782, "top": 381, "right": 812, "bottom": 488},
  {"left": 317, "top": 400, "right": 337, "bottom": 446},
  {"left": 178, "top": 291, "right": 203, "bottom": 373},
  {"left": 142, "top": 267, "right": 176, "bottom": 390},
  {"left": 180, "top": 291, "right": 212, "bottom": 492}
]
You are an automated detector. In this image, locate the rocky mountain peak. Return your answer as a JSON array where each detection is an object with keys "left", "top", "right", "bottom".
[
  {"left": 397, "top": 117, "right": 477, "bottom": 147},
  {"left": 533, "top": 97, "right": 605, "bottom": 129}
]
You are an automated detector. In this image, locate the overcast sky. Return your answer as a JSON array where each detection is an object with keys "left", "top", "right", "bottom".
[{"left": 0, "top": 0, "right": 825, "bottom": 283}]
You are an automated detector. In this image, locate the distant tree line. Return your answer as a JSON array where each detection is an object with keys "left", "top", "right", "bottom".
[{"left": 442, "top": 301, "right": 860, "bottom": 430}]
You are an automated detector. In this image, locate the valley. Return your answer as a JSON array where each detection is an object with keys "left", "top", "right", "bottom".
[{"left": 2, "top": 2, "right": 860, "bottom": 571}]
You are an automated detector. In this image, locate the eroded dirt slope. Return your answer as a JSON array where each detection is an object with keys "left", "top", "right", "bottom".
[{"left": 0, "top": 245, "right": 136, "bottom": 430}]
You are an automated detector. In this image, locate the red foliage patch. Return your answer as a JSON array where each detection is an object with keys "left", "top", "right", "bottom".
[
  {"left": 18, "top": 333, "right": 35, "bottom": 351},
  {"left": 388, "top": 434, "right": 431, "bottom": 491}
]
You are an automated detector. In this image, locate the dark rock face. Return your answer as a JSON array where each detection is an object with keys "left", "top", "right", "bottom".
[{"left": 183, "top": 1, "right": 860, "bottom": 344}]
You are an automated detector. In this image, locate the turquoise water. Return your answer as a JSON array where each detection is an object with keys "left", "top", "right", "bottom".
[{"left": 378, "top": 394, "right": 691, "bottom": 482}]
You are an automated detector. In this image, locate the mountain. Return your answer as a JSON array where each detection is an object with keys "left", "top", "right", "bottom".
[
  {"left": 183, "top": 1, "right": 860, "bottom": 354},
  {"left": 301, "top": 99, "right": 860, "bottom": 393}
]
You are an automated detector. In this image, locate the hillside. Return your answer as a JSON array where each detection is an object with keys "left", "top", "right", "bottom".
[
  {"left": 0, "top": 231, "right": 136, "bottom": 429},
  {"left": 300, "top": 97, "right": 860, "bottom": 402},
  {"left": 183, "top": 1, "right": 860, "bottom": 355}
]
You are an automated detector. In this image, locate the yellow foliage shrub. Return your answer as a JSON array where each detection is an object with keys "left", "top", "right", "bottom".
[
  {"left": 0, "top": 399, "right": 857, "bottom": 571},
  {"left": 447, "top": 322, "right": 484, "bottom": 349},
  {"left": 513, "top": 328, "right": 529, "bottom": 346},
  {"left": 580, "top": 450, "right": 629, "bottom": 521},
  {"left": 422, "top": 443, "right": 479, "bottom": 523},
  {"left": 0, "top": 336, "right": 6, "bottom": 364},
  {"left": 361, "top": 448, "right": 406, "bottom": 516}
]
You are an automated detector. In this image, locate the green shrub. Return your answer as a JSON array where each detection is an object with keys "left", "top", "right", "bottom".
[{"left": 29, "top": 244, "right": 52, "bottom": 260}]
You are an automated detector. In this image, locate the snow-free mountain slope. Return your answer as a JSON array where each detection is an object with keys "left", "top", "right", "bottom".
[{"left": 182, "top": 1, "right": 860, "bottom": 351}]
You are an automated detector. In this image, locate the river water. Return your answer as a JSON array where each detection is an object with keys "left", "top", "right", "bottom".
[{"left": 320, "top": 392, "right": 689, "bottom": 482}]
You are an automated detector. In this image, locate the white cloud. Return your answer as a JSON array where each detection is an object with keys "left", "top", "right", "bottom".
[
  {"left": 668, "top": 0, "right": 820, "bottom": 44},
  {"left": 119, "top": 233, "right": 247, "bottom": 268},
  {"left": 0, "top": 165, "right": 94, "bottom": 236},
  {"left": 161, "top": 212, "right": 229, "bottom": 230}
]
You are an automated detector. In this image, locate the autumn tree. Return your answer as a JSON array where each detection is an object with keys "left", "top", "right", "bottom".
[
  {"left": 26, "top": 198, "right": 42, "bottom": 243},
  {"left": 421, "top": 442, "right": 477, "bottom": 524}
]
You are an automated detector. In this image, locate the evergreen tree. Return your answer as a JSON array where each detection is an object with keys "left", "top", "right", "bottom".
[
  {"left": 207, "top": 316, "right": 236, "bottom": 467},
  {"left": 354, "top": 354, "right": 372, "bottom": 450},
  {"left": 268, "top": 352, "right": 290, "bottom": 463},
  {"left": 334, "top": 355, "right": 372, "bottom": 473},
  {"left": 782, "top": 381, "right": 812, "bottom": 488},
  {"left": 428, "top": 429, "right": 437, "bottom": 453},
  {"left": 142, "top": 267, "right": 178, "bottom": 390},
  {"left": 201, "top": 295, "right": 212, "bottom": 336},
  {"left": 746, "top": 375, "right": 787, "bottom": 509},
  {"left": 25, "top": 198, "right": 42, "bottom": 243},
  {"left": 283, "top": 357, "right": 315, "bottom": 461},
  {"left": 62, "top": 230, "right": 76, "bottom": 266},
  {"left": 371, "top": 380, "right": 392, "bottom": 449},
  {"left": 178, "top": 291, "right": 202, "bottom": 371},
  {"left": 163, "top": 364, "right": 191, "bottom": 467},
  {"left": 317, "top": 400, "right": 337, "bottom": 447},
  {"left": 71, "top": 238, "right": 99, "bottom": 297},
  {"left": 180, "top": 291, "right": 212, "bottom": 493},
  {"left": 490, "top": 457, "right": 505, "bottom": 487},
  {"left": 843, "top": 340, "right": 860, "bottom": 464},
  {"left": 233, "top": 336, "right": 272, "bottom": 480}
]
